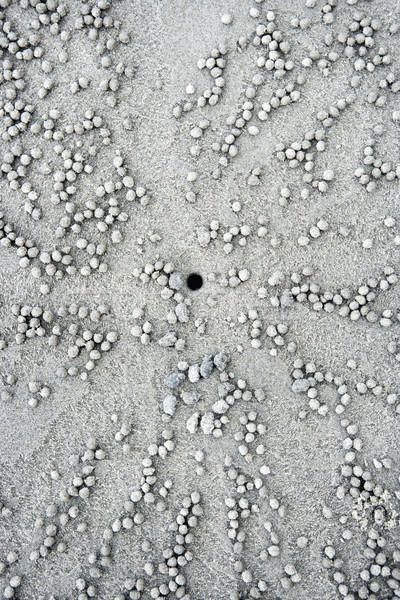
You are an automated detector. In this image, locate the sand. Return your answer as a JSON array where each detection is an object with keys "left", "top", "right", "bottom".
[{"left": 0, "top": 0, "right": 400, "bottom": 598}]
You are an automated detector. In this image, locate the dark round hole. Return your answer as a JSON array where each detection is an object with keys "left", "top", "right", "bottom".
[{"left": 186, "top": 273, "right": 203, "bottom": 291}]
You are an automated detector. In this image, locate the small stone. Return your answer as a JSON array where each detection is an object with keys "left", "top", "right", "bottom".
[
  {"left": 197, "top": 227, "right": 211, "bottom": 247},
  {"left": 214, "top": 350, "right": 230, "bottom": 371},
  {"left": 187, "top": 412, "right": 199, "bottom": 433},
  {"left": 212, "top": 399, "right": 229, "bottom": 414},
  {"left": 292, "top": 378, "right": 310, "bottom": 393},
  {"left": 181, "top": 390, "right": 199, "bottom": 405},
  {"left": 188, "top": 364, "right": 200, "bottom": 383},
  {"left": 165, "top": 372, "right": 185, "bottom": 389},
  {"left": 200, "top": 412, "right": 214, "bottom": 434},
  {"left": 200, "top": 355, "right": 214, "bottom": 378},
  {"left": 169, "top": 273, "right": 183, "bottom": 290},
  {"left": 221, "top": 13, "right": 232, "bottom": 25},
  {"left": 163, "top": 395, "right": 177, "bottom": 416}
]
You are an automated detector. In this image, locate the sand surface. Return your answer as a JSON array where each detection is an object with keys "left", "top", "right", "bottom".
[{"left": 0, "top": 0, "right": 400, "bottom": 598}]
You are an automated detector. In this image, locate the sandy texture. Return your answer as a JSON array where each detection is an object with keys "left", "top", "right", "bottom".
[{"left": 0, "top": 0, "right": 400, "bottom": 598}]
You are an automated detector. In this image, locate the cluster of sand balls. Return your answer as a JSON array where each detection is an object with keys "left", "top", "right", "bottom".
[
  {"left": 12, "top": 303, "right": 53, "bottom": 343},
  {"left": 10, "top": 301, "right": 118, "bottom": 377},
  {"left": 164, "top": 351, "right": 230, "bottom": 418},
  {"left": 114, "top": 577, "right": 145, "bottom": 600},
  {"left": 338, "top": 433, "right": 384, "bottom": 503},
  {"left": 0, "top": 550, "right": 18, "bottom": 578},
  {"left": 40, "top": 110, "right": 105, "bottom": 144},
  {"left": 74, "top": 577, "right": 97, "bottom": 600},
  {"left": 0, "top": 113, "right": 149, "bottom": 279},
  {"left": 63, "top": 327, "right": 118, "bottom": 379},
  {"left": 172, "top": 45, "right": 228, "bottom": 117},
  {"left": 133, "top": 263, "right": 192, "bottom": 329},
  {"left": 182, "top": 360, "right": 266, "bottom": 438},
  {"left": 196, "top": 220, "right": 252, "bottom": 253},
  {"left": 355, "top": 137, "right": 399, "bottom": 192},
  {"left": 32, "top": 246, "right": 75, "bottom": 278},
  {"left": 27, "top": 380, "right": 51, "bottom": 407},
  {"left": 290, "top": 267, "right": 398, "bottom": 325},
  {"left": 0, "top": 144, "right": 42, "bottom": 211},
  {"left": 133, "top": 260, "right": 188, "bottom": 301},
  {"left": 112, "top": 416, "right": 132, "bottom": 451},
  {"left": 131, "top": 307, "right": 186, "bottom": 348},
  {"left": 131, "top": 308, "right": 153, "bottom": 345},
  {"left": 141, "top": 492, "right": 203, "bottom": 600},
  {"left": 355, "top": 376, "right": 400, "bottom": 416},
  {"left": 223, "top": 457, "right": 279, "bottom": 597},
  {"left": 75, "top": 0, "right": 119, "bottom": 35},
  {"left": 0, "top": 58, "right": 26, "bottom": 97},
  {"left": 75, "top": 238, "right": 108, "bottom": 276},
  {"left": 212, "top": 41, "right": 290, "bottom": 167},
  {"left": 252, "top": 10, "right": 293, "bottom": 79},
  {"left": 0, "top": 99, "right": 34, "bottom": 141},
  {"left": 290, "top": 361, "right": 396, "bottom": 555},
  {"left": 30, "top": 440, "right": 105, "bottom": 563},
  {"left": 291, "top": 358, "right": 354, "bottom": 416},
  {"left": 88, "top": 432, "right": 176, "bottom": 576},
  {"left": 234, "top": 411, "right": 266, "bottom": 462},
  {"left": 187, "top": 118, "right": 210, "bottom": 152},
  {"left": 53, "top": 149, "right": 146, "bottom": 232},
  {"left": 214, "top": 98, "right": 259, "bottom": 165},
  {"left": 11, "top": 302, "right": 118, "bottom": 379},
  {"left": 262, "top": 265, "right": 398, "bottom": 325},
  {"left": 148, "top": 493, "right": 202, "bottom": 600},
  {"left": 51, "top": 143, "right": 97, "bottom": 204},
  {"left": 297, "top": 219, "right": 330, "bottom": 246},
  {"left": 158, "top": 330, "right": 186, "bottom": 352},
  {"left": 0, "top": 212, "right": 40, "bottom": 260},
  {"left": 2, "top": 575, "right": 22, "bottom": 600},
  {"left": 275, "top": 97, "right": 356, "bottom": 190},
  {"left": 217, "top": 268, "right": 251, "bottom": 288},
  {"left": 237, "top": 309, "right": 295, "bottom": 354},
  {"left": 247, "top": 167, "right": 261, "bottom": 186},
  {"left": 315, "top": 0, "right": 338, "bottom": 25},
  {"left": 367, "top": 72, "right": 400, "bottom": 106},
  {"left": 19, "top": 0, "right": 67, "bottom": 33},
  {"left": 47, "top": 302, "right": 110, "bottom": 343},
  {"left": 257, "top": 79, "right": 303, "bottom": 121},
  {"left": 279, "top": 563, "right": 302, "bottom": 590},
  {"left": 0, "top": 14, "right": 43, "bottom": 70},
  {"left": 339, "top": 11, "right": 391, "bottom": 73},
  {"left": 302, "top": 46, "right": 341, "bottom": 76},
  {"left": 196, "top": 44, "right": 228, "bottom": 107},
  {"left": 323, "top": 533, "right": 400, "bottom": 597},
  {"left": 114, "top": 577, "right": 144, "bottom": 600}
]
